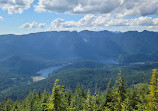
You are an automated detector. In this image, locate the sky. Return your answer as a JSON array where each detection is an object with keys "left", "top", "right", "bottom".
[{"left": 0, "top": 0, "right": 158, "bottom": 35}]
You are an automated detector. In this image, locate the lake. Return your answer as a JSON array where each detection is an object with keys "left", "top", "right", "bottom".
[{"left": 36, "top": 66, "right": 62, "bottom": 78}]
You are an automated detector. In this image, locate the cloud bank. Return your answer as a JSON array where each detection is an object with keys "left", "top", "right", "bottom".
[
  {"left": 0, "top": 0, "right": 34, "bottom": 14},
  {"left": 0, "top": 0, "right": 157, "bottom": 17},
  {"left": 35, "top": 0, "right": 123, "bottom": 14},
  {"left": 35, "top": 0, "right": 158, "bottom": 16},
  {"left": 48, "top": 15, "right": 158, "bottom": 31}
]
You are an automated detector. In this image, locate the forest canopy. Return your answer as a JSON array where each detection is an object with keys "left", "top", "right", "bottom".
[{"left": 1, "top": 69, "right": 158, "bottom": 111}]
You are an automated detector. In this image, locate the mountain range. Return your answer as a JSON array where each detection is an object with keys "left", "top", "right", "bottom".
[{"left": 0, "top": 30, "right": 158, "bottom": 68}]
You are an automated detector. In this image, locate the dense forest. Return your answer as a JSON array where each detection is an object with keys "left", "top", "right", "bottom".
[
  {"left": 1, "top": 69, "right": 158, "bottom": 111},
  {"left": 1, "top": 61, "right": 157, "bottom": 102}
]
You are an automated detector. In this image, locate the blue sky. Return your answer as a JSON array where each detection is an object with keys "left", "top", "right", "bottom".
[{"left": 0, "top": 0, "right": 158, "bottom": 35}]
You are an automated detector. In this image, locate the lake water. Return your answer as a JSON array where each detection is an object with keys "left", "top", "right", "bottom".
[{"left": 36, "top": 66, "right": 62, "bottom": 78}]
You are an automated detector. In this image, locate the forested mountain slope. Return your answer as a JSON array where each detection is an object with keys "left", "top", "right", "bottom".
[
  {"left": 1, "top": 70, "right": 158, "bottom": 111},
  {"left": 0, "top": 30, "right": 158, "bottom": 65},
  {"left": 1, "top": 61, "right": 158, "bottom": 102}
]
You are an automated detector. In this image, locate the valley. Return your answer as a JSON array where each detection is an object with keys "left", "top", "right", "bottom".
[
  {"left": 0, "top": 30, "right": 158, "bottom": 103},
  {"left": 1, "top": 0, "right": 158, "bottom": 110}
]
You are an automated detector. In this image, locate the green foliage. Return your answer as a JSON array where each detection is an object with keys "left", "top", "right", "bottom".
[
  {"left": 1, "top": 69, "right": 158, "bottom": 111},
  {"left": 91, "top": 87, "right": 102, "bottom": 110},
  {"left": 70, "top": 85, "right": 85, "bottom": 111},
  {"left": 1, "top": 61, "right": 156, "bottom": 102},
  {"left": 83, "top": 89, "right": 92, "bottom": 111},
  {"left": 43, "top": 79, "right": 66, "bottom": 111},
  {"left": 146, "top": 69, "right": 158, "bottom": 111},
  {"left": 113, "top": 71, "right": 126, "bottom": 111}
]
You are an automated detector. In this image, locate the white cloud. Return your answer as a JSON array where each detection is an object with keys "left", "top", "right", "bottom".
[
  {"left": 0, "top": 0, "right": 34, "bottom": 14},
  {"left": 115, "top": 0, "right": 158, "bottom": 17},
  {"left": 48, "top": 15, "right": 158, "bottom": 31},
  {"left": 35, "top": 0, "right": 123, "bottom": 14},
  {"left": 0, "top": 16, "right": 3, "bottom": 20},
  {"left": 20, "top": 22, "right": 45, "bottom": 29},
  {"left": 49, "top": 19, "right": 65, "bottom": 30},
  {"left": 35, "top": 0, "right": 158, "bottom": 16}
]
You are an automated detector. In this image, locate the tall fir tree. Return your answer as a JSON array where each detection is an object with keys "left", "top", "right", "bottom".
[
  {"left": 101, "top": 79, "right": 114, "bottom": 110},
  {"left": 113, "top": 71, "right": 126, "bottom": 111},
  {"left": 83, "top": 89, "right": 92, "bottom": 111},
  {"left": 70, "top": 85, "right": 84, "bottom": 111},
  {"left": 146, "top": 69, "right": 158, "bottom": 111},
  {"left": 43, "top": 79, "right": 66, "bottom": 111},
  {"left": 92, "top": 86, "right": 102, "bottom": 111}
]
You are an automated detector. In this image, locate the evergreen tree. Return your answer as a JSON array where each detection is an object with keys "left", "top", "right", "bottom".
[
  {"left": 136, "top": 83, "right": 149, "bottom": 111},
  {"left": 122, "top": 88, "right": 137, "bottom": 111},
  {"left": 129, "top": 86, "right": 139, "bottom": 110},
  {"left": 102, "top": 79, "right": 114, "bottom": 110},
  {"left": 24, "top": 90, "right": 41, "bottom": 111},
  {"left": 146, "top": 69, "right": 158, "bottom": 111},
  {"left": 64, "top": 87, "right": 76, "bottom": 110},
  {"left": 41, "top": 90, "right": 49, "bottom": 110},
  {"left": 83, "top": 89, "right": 92, "bottom": 111},
  {"left": 44, "top": 79, "right": 66, "bottom": 111},
  {"left": 92, "top": 86, "right": 102, "bottom": 111},
  {"left": 113, "top": 71, "right": 126, "bottom": 111},
  {"left": 70, "top": 85, "right": 83, "bottom": 111}
]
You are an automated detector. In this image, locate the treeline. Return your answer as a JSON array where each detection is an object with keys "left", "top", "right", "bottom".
[{"left": 1, "top": 70, "right": 158, "bottom": 111}]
